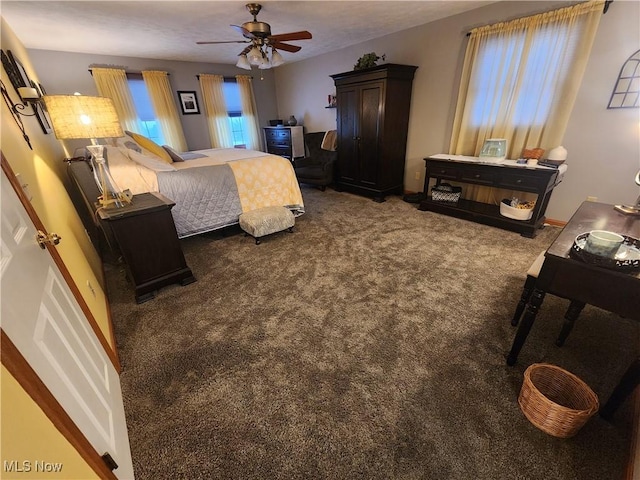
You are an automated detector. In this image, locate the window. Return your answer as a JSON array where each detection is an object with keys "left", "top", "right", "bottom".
[
  {"left": 127, "top": 75, "right": 165, "bottom": 144},
  {"left": 451, "top": 1, "right": 603, "bottom": 159},
  {"left": 223, "top": 80, "right": 247, "bottom": 148},
  {"left": 469, "top": 25, "right": 580, "bottom": 128}
]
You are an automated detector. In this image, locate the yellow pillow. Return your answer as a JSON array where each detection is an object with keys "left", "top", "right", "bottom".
[{"left": 125, "top": 130, "right": 173, "bottom": 164}]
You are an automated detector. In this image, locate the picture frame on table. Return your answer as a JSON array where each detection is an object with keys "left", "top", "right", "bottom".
[{"left": 177, "top": 91, "right": 200, "bottom": 115}]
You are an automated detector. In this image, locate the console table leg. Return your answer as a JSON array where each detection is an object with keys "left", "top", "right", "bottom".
[
  {"left": 555, "top": 300, "right": 585, "bottom": 347},
  {"left": 507, "top": 288, "right": 545, "bottom": 366}
]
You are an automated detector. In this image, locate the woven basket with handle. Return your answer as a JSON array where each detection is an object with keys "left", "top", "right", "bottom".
[{"left": 518, "top": 363, "right": 599, "bottom": 438}]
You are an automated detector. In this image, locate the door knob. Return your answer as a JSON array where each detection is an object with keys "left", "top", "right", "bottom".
[{"left": 36, "top": 230, "right": 61, "bottom": 249}]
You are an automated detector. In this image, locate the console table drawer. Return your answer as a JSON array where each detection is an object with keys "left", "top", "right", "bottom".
[
  {"left": 500, "top": 173, "right": 544, "bottom": 190},
  {"left": 461, "top": 169, "right": 495, "bottom": 185},
  {"left": 430, "top": 163, "right": 458, "bottom": 180}
]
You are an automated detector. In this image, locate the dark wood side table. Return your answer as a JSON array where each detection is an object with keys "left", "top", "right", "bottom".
[
  {"left": 98, "top": 192, "right": 196, "bottom": 303},
  {"left": 506, "top": 201, "right": 640, "bottom": 417}
]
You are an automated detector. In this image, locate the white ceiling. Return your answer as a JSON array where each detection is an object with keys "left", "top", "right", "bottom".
[{"left": 2, "top": 1, "right": 495, "bottom": 65}]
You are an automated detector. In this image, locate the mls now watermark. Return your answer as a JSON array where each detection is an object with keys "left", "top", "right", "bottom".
[{"left": 4, "top": 460, "right": 64, "bottom": 473}]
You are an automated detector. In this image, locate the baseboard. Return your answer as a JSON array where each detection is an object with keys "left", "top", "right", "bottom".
[{"left": 544, "top": 218, "right": 567, "bottom": 227}]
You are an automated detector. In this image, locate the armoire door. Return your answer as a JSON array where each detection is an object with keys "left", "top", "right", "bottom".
[
  {"left": 357, "top": 81, "right": 383, "bottom": 187},
  {"left": 336, "top": 85, "right": 359, "bottom": 183}
]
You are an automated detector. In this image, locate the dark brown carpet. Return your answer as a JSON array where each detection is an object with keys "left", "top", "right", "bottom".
[{"left": 107, "top": 186, "right": 638, "bottom": 479}]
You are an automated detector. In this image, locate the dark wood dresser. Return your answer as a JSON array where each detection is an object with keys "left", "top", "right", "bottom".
[{"left": 263, "top": 126, "right": 304, "bottom": 160}]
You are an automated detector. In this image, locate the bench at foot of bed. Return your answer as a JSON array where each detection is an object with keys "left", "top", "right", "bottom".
[{"left": 239, "top": 206, "right": 295, "bottom": 245}]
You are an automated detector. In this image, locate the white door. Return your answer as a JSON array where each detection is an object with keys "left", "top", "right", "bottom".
[{"left": 1, "top": 168, "right": 134, "bottom": 479}]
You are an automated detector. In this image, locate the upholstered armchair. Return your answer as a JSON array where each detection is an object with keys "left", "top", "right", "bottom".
[{"left": 294, "top": 131, "right": 337, "bottom": 191}]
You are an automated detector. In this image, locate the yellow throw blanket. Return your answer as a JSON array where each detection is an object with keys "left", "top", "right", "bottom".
[{"left": 228, "top": 154, "right": 304, "bottom": 214}]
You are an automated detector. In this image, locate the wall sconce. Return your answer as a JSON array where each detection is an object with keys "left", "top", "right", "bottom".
[
  {"left": 18, "top": 86, "right": 41, "bottom": 103},
  {"left": 9, "top": 85, "right": 42, "bottom": 117},
  {"left": 0, "top": 78, "right": 33, "bottom": 149}
]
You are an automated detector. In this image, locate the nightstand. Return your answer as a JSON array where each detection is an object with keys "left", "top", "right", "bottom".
[{"left": 98, "top": 192, "right": 196, "bottom": 303}]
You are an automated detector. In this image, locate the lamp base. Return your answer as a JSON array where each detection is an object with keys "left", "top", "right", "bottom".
[
  {"left": 614, "top": 204, "right": 640, "bottom": 216},
  {"left": 99, "top": 189, "right": 133, "bottom": 209}
]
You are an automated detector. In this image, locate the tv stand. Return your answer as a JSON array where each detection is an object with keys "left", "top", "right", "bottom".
[{"left": 418, "top": 155, "right": 563, "bottom": 237}]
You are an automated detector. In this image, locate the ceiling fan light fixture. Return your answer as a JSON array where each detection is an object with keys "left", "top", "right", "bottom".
[
  {"left": 197, "top": 3, "right": 311, "bottom": 68},
  {"left": 247, "top": 46, "right": 263, "bottom": 65},
  {"left": 258, "top": 55, "right": 271, "bottom": 70},
  {"left": 270, "top": 49, "right": 285, "bottom": 67},
  {"left": 236, "top": 54, "right": 251, "bottom": 70}
]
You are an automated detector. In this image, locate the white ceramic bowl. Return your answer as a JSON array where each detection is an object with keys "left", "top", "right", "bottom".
[
  {"left": 584, "top": 230, "right": 624, "bottom": 258},
  {"left": 499, "top": 200, "right": 533, "bottom": 221}
]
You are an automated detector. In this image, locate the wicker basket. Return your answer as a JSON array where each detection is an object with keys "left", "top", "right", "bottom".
[
  {"left": 518, "top": 363, "right": 599, "bottom": 438},
  {"left": 431, "top": 183, "right": 462, "bottom": 203}
]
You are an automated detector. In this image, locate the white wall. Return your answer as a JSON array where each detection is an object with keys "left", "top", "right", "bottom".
[
  {"left": 274, "top": 1, "right": 640, "bottom": 222},
  {"left": 27, "top": 50, "right": 280, "bottom": 151}
]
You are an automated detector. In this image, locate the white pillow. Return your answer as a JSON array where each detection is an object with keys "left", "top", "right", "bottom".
[{"left": 126, "top": 149, "right": 176, "bottom": 172}]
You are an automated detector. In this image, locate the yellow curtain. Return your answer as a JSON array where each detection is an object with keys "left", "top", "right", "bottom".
[
  {"left": 449, "top": 0, "right": 603, "bottom": 204},
  {"left": 236, "top": 75, "right": 262, "bottom": 151},
  {"left": 198, "top": 74, "right": 233, "bottom": 149},
  {"left": 91, "top": 67, "right": 141, "bottom": 133},
  {"left": 141, "top": 70, "right": 188, "bottom": 151}
]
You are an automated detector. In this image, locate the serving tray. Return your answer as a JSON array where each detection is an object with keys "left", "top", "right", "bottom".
[{"left": 570, "top": 233, "right": 640, "bottom": 272}]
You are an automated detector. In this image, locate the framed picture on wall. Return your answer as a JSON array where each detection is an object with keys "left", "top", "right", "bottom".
[{"left": 177, "top": 91, "right": 200, "bottom": 115}]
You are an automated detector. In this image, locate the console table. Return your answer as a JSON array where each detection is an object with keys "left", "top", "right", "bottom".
[{"left": 418, "top": 155, "right": 564, "bottom": 237}]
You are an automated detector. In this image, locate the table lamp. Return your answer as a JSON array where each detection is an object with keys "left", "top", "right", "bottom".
[
  {"left": 43, "top": 94, "right": 132, "bottom": 209},
  {"left": 614, "top": 170, "right": 640, "bottom": 215}
]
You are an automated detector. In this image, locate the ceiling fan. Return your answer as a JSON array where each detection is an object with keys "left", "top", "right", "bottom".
[{"left": 197, "top": 3, "right": 312, "bottom": 70}]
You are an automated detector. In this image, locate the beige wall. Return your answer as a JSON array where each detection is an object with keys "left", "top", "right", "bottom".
[
  {"left": 1, "top": 19, "right": 113, "bottom": 475},
  {"left": 1, "top": 19, "right": 112, "bottom": 340},
  {"left": 274, "top": 1, "right": 640, "bottom": 222},
  {"left": 27, "top": 49, "right": 280, "bottom": 152}
]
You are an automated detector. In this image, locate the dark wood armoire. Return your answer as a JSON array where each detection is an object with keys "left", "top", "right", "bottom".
[{"left": 330, "top": 64, "right": 417, "bottom": 202}]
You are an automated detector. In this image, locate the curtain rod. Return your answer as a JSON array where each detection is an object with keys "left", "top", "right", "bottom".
[
  {"left": 87, "top": 68, "right": 171, "bottom": 76},
  {"left": 465, "top": 0, "right": 612, "bottom": 36},
  {"left": 196, "top": 75, "right": 253, "bottom": 80}
]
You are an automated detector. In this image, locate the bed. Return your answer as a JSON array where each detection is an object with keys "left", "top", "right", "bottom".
[{"left": 104, "top": 133, "right": 305, "bottom": 238}]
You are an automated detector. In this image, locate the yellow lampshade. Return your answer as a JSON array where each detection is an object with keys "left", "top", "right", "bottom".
[{"left": 43, "top": 95, "right": 123, "bottom": 140}]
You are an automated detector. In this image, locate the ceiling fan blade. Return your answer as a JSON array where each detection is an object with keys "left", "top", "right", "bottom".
[
  {"left": 239, "top": 45, "right": 253, "bottom": 56},
  {"left": 271, "top": 41, "right": 302, "bottom": 53},
  {"left": 231, "top": 24, "right": 256, "bottom": 39},
  {"left": 269, "top": 31, "right": 312, "bottom": 42},
  {"left": 196, "top": 40, "right": 251, "bottom": 45}
]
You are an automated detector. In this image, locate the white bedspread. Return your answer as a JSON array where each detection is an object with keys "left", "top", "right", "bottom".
[{"left": 106, "top": 145, "right": 304, "bottom": 237}]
